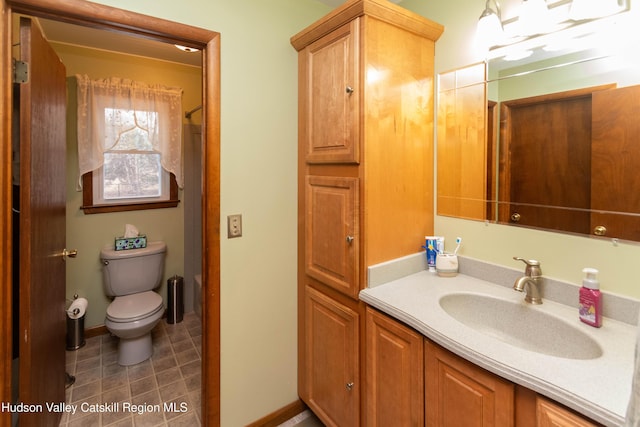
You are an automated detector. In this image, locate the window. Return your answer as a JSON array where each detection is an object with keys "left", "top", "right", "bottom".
[{"left": 76, "top": 75, "right": 183, "bottom": 214}]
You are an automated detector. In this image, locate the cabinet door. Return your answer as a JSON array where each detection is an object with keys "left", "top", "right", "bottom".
[
  {"left": 365, "top": 307, "right": 424, "bottom": 426},
  {"left": 425, "top": 340, "right": 514, "bottom": 427},
  {"left": 536, "top": 396, "right": 598, "bottom": 427},
  {"left": 301, "top": 20, "right": 359, "bottom": 163},
  {"left": 304, "top": 286, "right": 360, "bottom": 427},
  {"left": 305, "top": 175, "right": 359, "bottom": 298}
]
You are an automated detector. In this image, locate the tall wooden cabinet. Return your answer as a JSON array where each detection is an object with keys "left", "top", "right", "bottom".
[{"left": 291, "top": 1, "right": 443, "bottom": 425}]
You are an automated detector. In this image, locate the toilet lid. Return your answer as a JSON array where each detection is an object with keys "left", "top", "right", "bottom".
[{"left": 106, "top": 291, "right": 163, "bottom": 323}]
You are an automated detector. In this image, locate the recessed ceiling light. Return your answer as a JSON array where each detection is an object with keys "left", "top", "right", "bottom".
[{"left": 175, "top": 44, "right": 199, "bottom": 53}]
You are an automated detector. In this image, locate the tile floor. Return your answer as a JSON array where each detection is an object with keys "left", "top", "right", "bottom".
[
  {"left": 278, "top": 410, "right": 324, "bottom": 427},
  {"left": 60, "top": 312, "right": 202, "bottom": 427}
]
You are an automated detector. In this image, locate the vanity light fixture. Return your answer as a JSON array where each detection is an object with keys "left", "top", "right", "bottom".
[
  {"left": 478, "top": 0, "right": 629, "bottom": 59},
  {"left": 477, "top": 0, "right": 505, "bottom": 50},
  {"left": 569, "top": 0, "right": 621, "bottom": 20},
  {"left": 517, "top": 0, "right": 552, "bottom": 37}
]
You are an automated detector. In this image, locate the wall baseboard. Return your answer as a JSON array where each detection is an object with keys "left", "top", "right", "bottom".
[
  {"left": 246, "top": 400, "right": 308, "bottom": 427},
  {"left": 84, "top": 325, "right": 109, "bottom": 339}
]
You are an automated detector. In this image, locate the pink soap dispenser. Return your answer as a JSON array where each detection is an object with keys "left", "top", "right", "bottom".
[{"left": 579, "top": 268, "right": 602, "bottom": 328}]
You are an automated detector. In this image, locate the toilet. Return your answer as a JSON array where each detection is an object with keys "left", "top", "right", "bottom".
[{"left": 100, "top": 241, "right": 166, "bottom": 366}]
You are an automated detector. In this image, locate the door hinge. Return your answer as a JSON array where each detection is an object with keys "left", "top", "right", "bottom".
[{"left": 13, "top": 59, "right": 28, "bottom": 84}]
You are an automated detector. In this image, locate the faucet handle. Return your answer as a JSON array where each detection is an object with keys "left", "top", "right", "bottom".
[
  {"left": 513, "top": 257, "right": 542, "bottom": 276},
  {"left": 513, "top": 257, "right": 540, "bottom": 266}
]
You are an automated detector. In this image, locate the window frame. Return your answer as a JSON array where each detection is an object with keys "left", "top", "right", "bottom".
[
  {"left": 81, "top": 171, "right": 179, "bottom": 214},
  {"left": 78, "top": 88, "right": 182, "bottom": 215}
]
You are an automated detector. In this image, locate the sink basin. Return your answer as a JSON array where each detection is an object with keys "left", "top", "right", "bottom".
[{"left": 439, "top": 293, "right": 603, "bottom": 360}]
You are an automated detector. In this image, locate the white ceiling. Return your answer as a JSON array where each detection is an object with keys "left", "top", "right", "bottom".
[{"left": 38, "top": 18, "right": 202, "bottom": 67}]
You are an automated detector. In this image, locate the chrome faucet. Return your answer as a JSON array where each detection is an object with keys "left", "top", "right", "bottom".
[{"left": 513, "top": 257, "right": 543, "bottom": 304}]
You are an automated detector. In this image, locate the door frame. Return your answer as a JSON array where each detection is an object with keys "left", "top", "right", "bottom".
[{"left": 0, "top": 0, "right": 221, "bottom": 425}]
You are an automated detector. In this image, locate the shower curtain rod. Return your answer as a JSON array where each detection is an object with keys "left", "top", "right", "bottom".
[{"left": 185, "top": 104, "right": 202, "bottom": 119}]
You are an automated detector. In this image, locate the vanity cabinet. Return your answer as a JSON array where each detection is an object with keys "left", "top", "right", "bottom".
[
  {"left": 291, "top": 1, "right": 442, "bottom": 425},
  {"left": 425, "top": 339, "right": 515, "bottom": 426},
  {"left": 367, "top": 309, "right": 602, "bottom": 426},
  {"left": 515, "top": 387, "right": 601, "bottom": 427},
  {"left": 536, "top": 396, "right": 599, "bottom": 427},
  {"left": 365, "top": 307, "right": 424, "bottom": 426}
]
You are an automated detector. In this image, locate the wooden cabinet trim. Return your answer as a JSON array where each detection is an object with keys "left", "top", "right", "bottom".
[{"left": 290, "top": 0, "right": 443, "bottom": 51}]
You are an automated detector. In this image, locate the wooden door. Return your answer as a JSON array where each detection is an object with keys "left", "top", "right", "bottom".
[
  {"left": 591, "top": 85, "right": 640, "bottom": 240},
  {"left": 425, "top": 340, "right": 514, "bottom": 427},
  {"left": 302, "top": 20, "right": 359, "bottom": 164},
  {"left": 305, "top": 176, "right": 359, "bottom": 298},
  {"left": 304, "top": 286, "right": 359, "bottom": 427},
  {"left": 18, "top": 17, "right": 67, "bottom": 426},
  {"left": 365, "top": 307, "right": 423, "bottom": 427},
  {"left": 499, "top": 89, "right": 594, "bottom": 233}
]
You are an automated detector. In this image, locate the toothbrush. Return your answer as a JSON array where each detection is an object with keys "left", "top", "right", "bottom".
[{"left": 453, "top": 237, "right": 462, "bottom": 255}]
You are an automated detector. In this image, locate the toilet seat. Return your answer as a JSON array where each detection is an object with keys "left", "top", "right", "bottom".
[{"left": 106, "top": 291, "right": 163, "bottom": 323}]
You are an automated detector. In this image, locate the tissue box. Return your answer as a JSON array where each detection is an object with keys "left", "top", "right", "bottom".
[{"left": 115, "top": 235, "right": 147, "bottom": 251}]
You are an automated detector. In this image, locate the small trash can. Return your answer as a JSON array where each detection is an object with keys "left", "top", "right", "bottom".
[
  {"left": 66, "top": 313, "right": 85, "bottom": 350},
  {"left": 167, "top": 275, "right": 184, "bottom": 324}
]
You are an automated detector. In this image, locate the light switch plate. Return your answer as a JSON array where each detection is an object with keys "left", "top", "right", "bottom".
[{"left": 227, "top": 214, "right": 242, "bottom": 238}]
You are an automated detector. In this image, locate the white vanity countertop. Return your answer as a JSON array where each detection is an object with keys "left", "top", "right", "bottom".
[{"left": 359, "top": 270, "right": 637, "bottom": 427}]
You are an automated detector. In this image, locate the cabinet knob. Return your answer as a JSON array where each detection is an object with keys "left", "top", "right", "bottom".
[
  {"left": 346, "top": 235, "right": 354, "bottom": 244},
  {"left": 346, "top": 382, "right": 354, "bottom": 391},
  {"left": 346, "top": 86, "right": 354, "bottom": 94},
  {"left": 594, "top": 225, "right": 607, "bottom": 236},
  {"left": 510, "top": 212, "right": 521, "bottom": 223}
]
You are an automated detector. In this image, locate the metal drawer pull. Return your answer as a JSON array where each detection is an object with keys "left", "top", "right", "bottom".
[{"left": 346, "top": 235, "right": 354, "bottom": 243}]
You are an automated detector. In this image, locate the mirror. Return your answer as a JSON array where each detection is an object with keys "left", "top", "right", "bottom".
[{"left": 437, "top": 6, "right": 640, "bottom": 241}]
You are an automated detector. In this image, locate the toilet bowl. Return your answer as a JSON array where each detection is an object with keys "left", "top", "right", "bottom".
[
  {"left": 105, "top": 291, "right": 164, "bottom": 365},
  {"left": 100, "top": 241, "right": 166, "bottom": 366}
]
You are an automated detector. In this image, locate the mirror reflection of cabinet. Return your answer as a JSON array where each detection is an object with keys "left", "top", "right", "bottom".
[{"left": 437, "top": 64, "right": 492, "bottom": 220}]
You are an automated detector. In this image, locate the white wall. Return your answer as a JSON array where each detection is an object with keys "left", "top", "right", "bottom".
[{"left": 401, "top": 0, "right": 640, "bottom": 301}]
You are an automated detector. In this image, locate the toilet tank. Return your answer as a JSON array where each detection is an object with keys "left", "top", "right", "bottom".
[{"left": 100, "top": 241, "right": 167, "bottom": 297}]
